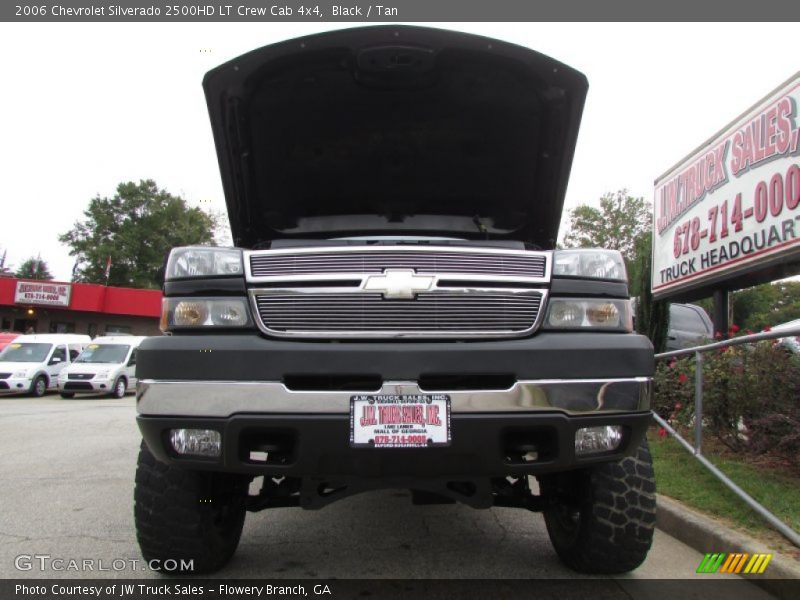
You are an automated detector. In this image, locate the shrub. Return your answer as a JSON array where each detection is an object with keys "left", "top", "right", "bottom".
[{"left": 654, "top": 335, "right": 800, "bottom": 469}]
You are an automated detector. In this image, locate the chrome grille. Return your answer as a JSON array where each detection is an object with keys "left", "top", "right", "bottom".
[
  {"left": 68, "top": 373, "right": 94, "bottom": 380},
  {"left": 246, "top": 246, "right": 550, "bottom": 338},
  {"left": 250, "top": 250, "right": 546, "bottom": 279},
  {"left": 252, "top": 290, "right": 544, "bottom": 337}
]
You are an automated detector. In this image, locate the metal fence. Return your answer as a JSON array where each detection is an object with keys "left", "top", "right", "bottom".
[{"left": 653, "top": 325, "right": 800, "bottom": 548}]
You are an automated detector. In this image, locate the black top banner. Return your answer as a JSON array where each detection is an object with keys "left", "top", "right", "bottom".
[{"left": 4, "top": 0, "right": 800, "bottom": 22}]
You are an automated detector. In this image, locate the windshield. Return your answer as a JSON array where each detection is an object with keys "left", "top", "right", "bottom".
[
  {"left": 0, "top": 343, "right": 52, "bottom": 363},
  {"left": 75, "top": 344, "right": 130, "bottom": 364}
]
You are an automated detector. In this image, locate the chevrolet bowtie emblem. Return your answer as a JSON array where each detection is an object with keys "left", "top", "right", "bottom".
[{"left": 363, "top": 269, "right": 434, "bottom": 299}]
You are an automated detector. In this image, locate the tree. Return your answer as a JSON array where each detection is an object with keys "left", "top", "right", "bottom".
[
  {"left": 59, "top": 180, "right": 217, "bottom": 289},
  {"left": 0, "top": 250, "right": 12, "bottom": 278},
  {"left": 562, "top": 190, "right": 668, "bottom": 350},
  {"left": 15, "top": 257, "right": 54, "bottom": 280},
  {"left": 562, "top": 190, "right": 652, "bottom": 263},
  {"left": 731, "top": 281, "right": 800, "bottom": 331},
  {"left": 631, "top": 232, "right": 670, "bottom": 353}
]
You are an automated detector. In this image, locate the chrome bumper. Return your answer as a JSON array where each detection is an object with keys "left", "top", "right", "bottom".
[{"left": 137, "top": 378, "right": 651, "bottom": 417}]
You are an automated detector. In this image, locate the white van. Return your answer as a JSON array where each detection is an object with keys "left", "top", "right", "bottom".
[
  {"left": 57, "top": 336, "right": 147, "bottom": 399},
  {"left": 0, "top": 334, "right": 92, "bottom": 397}
]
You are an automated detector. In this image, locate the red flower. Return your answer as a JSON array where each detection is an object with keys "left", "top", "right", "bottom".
[
  {"left": 746, "top": 329, "right": 753, "bottom": 335},
  {"left": 675, "top": 402, "right": 683, "bottom": 410},
  {"left": 730, "top": 324, "right": 740, "bottom": 334},
  {"left": 657, "top": 427, "right": 667, "bottom": 438},
  {"left": 714, "top": 331, "right": 723, "bottom": 339},
  {"left": 678, "top": 373, "right": 688, "bottom": 384},
  {"left": 668, "top": 359, "right": 677, "bottom": 369},
  {"left": 763, "top": 326, "right": 772, "bottom": 332}
]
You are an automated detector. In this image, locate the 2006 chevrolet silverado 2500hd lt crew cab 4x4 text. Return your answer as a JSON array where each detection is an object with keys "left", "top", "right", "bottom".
[{"left": 134, "top": 26, "right": 656, "bottom": 575}]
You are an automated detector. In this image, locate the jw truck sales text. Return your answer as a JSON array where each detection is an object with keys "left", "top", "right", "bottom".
[{"left": 15, "top": 584, "right": 331, "bottom": 597}]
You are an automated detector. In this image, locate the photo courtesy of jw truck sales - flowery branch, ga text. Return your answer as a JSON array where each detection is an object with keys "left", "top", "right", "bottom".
[{"left": 652, "top": 71, "right": 800, "bottom": 299}]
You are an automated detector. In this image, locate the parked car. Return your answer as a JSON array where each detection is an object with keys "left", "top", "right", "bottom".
[
  {"left": 58, "top": 336, "right": 146, "bottom": 399},
  {"left": 770, "top": 318, "right": 800, "bottom": 353},
  {"left": 631, "top": 300, "right": 714, "bottom": 351},
  {"left": 0, "top": 334, "right": 91, "bottom": 396},
  {"left": 666, "top": 303, "right": 714, "bottom": 351},
  {"left": 0, "top": 332, "right": 20, "bottom": 352}
]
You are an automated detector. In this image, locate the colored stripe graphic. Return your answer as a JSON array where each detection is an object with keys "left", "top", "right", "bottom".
[
  {"left": 698, "top": 552, "right": 772, "bottom": 574},
  {"left": 720, "top": 553, "right": 748, "bottom": 573},
  {"left": 697, "top": 553, "right": 726, "bottom": 573},
  {"left": 744, "top": 554, "right": 773, "bottom": 574}
]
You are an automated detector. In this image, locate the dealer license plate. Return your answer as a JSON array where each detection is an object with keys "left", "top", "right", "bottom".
[{"left": 350, "top": 394, "right": 451, "bottom": 448}]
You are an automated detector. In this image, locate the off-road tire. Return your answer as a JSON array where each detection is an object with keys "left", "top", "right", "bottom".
[
  {"left": 541, "top": 438, "right": 656, "bottom": 574},
  {"left": 134, "top": 441, "right": 250, "bottom": 574},
  {"left": 112, "top": 377, "right": 127, "bottom": 399},
  {"left": 59, "top": 392, "right": 75, "bottom": 399},
  {"left": 31, "top": 375, "right": 48, "bottom": 397}
]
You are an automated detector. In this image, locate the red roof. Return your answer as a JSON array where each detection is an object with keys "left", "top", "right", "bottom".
[{"left": 0, "top": 277, "right": 161, "bottom": 318}]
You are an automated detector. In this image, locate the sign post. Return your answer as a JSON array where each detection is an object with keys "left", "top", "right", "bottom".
[{"left": 712, "top": 289, "right": 728, "bottom": 338}]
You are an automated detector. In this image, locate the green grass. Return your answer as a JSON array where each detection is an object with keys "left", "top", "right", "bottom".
[{"left": 648, "top": 430, "right": 800, "bottom": 545}]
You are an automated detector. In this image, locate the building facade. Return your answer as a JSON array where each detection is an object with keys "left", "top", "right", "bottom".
[{"left": 0, "top": 277, "right": 161, "bottom": 337}]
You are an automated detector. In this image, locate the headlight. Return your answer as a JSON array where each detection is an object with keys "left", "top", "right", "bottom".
[
  {"left": 165, "top": 247, "right": 243, "bottom": 280},
  {"left": 553, "top": 249, "right": 627, "bottom": 281},
  {"left": 544, "top": 298, "right": 632, "bottom": 332},
  {"left": 161, "top": 297, "right": 252, "bottom": 331},
  {"left": 96, "top": 371, "right": 110, "bottom": 379},
  {"left": 174, "top": 300, "right": 209, "bottom": 327},
  {"left": 12, "top": 370, "right": 30, "bottom": 378}
]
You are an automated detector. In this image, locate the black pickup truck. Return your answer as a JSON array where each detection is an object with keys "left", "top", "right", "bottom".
[{"left": 134, "top": 26, "right": 656, "bottom": 575}]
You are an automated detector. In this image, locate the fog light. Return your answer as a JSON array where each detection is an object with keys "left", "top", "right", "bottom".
[
  {"left": 170, "top": 429, "right": 221, "bottom": 457},
  {"left": 575, "top": 425, "right": 623, "bottom": 455}
]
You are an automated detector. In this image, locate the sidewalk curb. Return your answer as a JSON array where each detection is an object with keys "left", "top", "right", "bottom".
[{"left": 656, "top": 494, "right": 800, "bottom": 598}]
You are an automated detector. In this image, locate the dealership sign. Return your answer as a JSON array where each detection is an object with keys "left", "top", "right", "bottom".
[
  {"left": 652, "top": 72, "right": 800, "bottom": 299},
  {"left": 14, "top": 281, "right": 72, "bottom": 307}
]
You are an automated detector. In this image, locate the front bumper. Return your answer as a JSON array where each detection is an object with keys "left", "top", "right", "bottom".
[
  {"left": 136, "top": 378, "right": 652, "bottom": 479},
  {"left": 58, "top": 379, "right": 113, "bottom": 393},
  {"left": 136, "top": 332, "right": 654, "bottom": 484},
  {"left": 0, "top": 376, "right": 32, "bottom": 393}
]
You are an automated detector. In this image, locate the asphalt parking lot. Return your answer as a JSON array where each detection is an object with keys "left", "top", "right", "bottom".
[{"left": 0, "top": 393, "right": 776, "bottom": 596}]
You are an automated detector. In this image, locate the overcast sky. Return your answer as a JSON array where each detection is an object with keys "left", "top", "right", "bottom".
[{"left": 1, "top": 22, "right": 799, "bottom": 281}]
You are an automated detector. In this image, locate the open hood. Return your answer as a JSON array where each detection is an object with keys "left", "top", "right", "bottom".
[{"left": 204, "top": 26, "right": 588, "bottom": 249}]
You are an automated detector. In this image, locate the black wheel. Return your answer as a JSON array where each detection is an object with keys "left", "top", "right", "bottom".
[
  {"left": 30, "top": 375, "right": 48, "bottom": 397},
  {"left": 112, "top": 377, "right": 127, "bottom": 399},
  {"left": 59, "top": 392, "right": 75, "bottom": 399},
  {"left": 541, "top": 438, "right": 657, "bottom": 574},
  {"left": 134, "top": 441, "right": 249, "bottom": 574}
]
